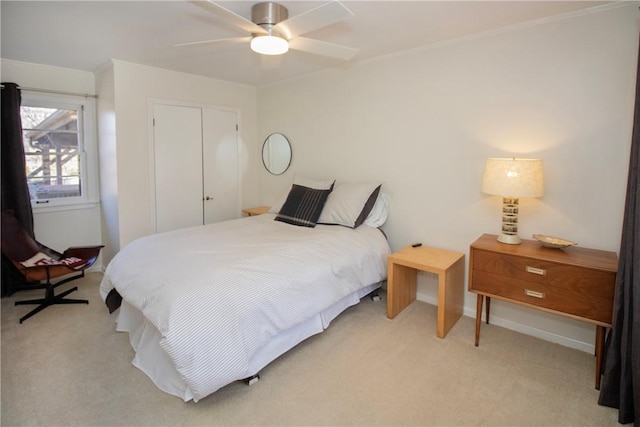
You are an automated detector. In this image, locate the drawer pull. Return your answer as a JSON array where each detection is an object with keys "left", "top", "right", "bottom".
[
  {"left": 526, "top": 266, "right": 546, "bottom": 276},
  {"left": 525, "top": 289, "right": 545, "bottom": 299}
]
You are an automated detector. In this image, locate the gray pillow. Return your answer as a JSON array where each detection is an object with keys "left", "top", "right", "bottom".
[{"left": 275, "top": 183, "right": 334, "bottom": 227}]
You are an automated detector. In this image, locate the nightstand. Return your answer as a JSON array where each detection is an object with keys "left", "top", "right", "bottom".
[
  {"left": 387, "top": 245, "right": 465, "bottom": 338},
  {"left": 242, "top": 206, "right": 270, "bottom": 216},
  {"left": 469, "top": 233, "right": 617, "bottom": 389}
]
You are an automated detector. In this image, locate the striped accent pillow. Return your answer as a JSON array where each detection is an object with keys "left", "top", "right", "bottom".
[{"left": 275, "top": 183, "right": 333, "bottom": 227}]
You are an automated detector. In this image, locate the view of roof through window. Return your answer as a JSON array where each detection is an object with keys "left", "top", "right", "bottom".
[{"left": 21, "top": 106, "right": 81, "bottom": 201}]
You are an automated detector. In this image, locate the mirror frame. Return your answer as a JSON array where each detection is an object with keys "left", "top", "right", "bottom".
[{"left": 262, "top": 133, "right": 292, "bottom": 175}]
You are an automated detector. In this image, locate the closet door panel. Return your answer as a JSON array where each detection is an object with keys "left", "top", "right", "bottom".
[
  {"left": 202, "top": 108, "right": 239, "bottom": 224},
  {"left": 153, "top": 104, "right": 203, "bottom": 233}
]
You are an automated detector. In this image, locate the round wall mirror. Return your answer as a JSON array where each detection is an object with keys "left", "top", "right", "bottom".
[{"left": 262, "top": 133, "right": 292, "bottom": 175}]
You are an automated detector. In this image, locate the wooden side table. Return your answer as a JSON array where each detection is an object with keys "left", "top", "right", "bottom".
[
  {"left": 387, "top": 245, "right": 465, "bottom": 338},
  {"left": 468, "top": 233, "right": 617, "bottom": 389},
  {"left": 242, "top": 206, "right": 270, "bottom": 216}
]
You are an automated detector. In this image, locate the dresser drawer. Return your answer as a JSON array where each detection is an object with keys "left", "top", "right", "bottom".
[
  {"left": 469, "top": 234, "right": 618, "bottom": 390},
  {"left": 472, "top": 249, "right": 615, "bottom": 300},
  {"left": 471, "top": 270, "right": 614, "bottom": 324}
]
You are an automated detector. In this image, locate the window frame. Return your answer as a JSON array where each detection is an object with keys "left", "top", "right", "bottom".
[{"left": 20, "top": 92, "right": 99, "bottom": 211}]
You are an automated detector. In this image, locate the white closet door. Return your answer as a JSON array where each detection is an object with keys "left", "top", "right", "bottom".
[
  {"left": 202, "top": 108, "right": 239, "bottom": 224},
  {"left": 153, "top": 104, "right": 203, "bottom": 233}
]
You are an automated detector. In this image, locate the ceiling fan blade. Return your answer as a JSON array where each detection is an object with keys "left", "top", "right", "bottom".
[
  {"left": 288, "top": 37, "right": 358, "bottom": 61},
  {"left": 175, "top": 36, "right": 251, "bottom": 48},
  {"left": 274, "top": 1, "right": 354, "bottom": 39},
  {"left": 194, "top": 0, "right": 267, "bottom": 35}
]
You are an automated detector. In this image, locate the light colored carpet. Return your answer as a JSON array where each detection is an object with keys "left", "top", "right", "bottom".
[{"left": 1, "top": 273, "right": 619, "bottom": 426}]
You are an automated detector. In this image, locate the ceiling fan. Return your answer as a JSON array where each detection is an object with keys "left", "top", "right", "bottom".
[{"left": 177, "top": 0, "right": 358, "bottom": 60}]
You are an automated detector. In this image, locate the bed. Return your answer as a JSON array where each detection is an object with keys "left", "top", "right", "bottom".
[{"left": 100, "top": 180, "right": 391, "bottom": 402}]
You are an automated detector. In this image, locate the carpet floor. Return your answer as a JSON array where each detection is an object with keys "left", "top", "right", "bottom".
[{"left": 1, "top": 273, "right": 619, "bottom": 426}]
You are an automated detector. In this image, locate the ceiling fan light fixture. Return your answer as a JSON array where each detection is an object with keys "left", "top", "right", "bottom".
[{"left": 250, "top": 35, "right": 289, "bottom": 55}]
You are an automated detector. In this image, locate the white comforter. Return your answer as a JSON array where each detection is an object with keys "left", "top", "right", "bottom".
[{"left": 100, "top": 214, "right": 390, "bottom": 401}]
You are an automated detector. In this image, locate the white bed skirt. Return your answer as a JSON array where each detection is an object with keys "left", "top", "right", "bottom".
[{"left": 113, "top": 282, "right": 381, "bottom": 402}]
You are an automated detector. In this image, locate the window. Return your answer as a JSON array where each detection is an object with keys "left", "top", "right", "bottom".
[{"left": 20, "top": 93, "right": 98, "bottom": 209}]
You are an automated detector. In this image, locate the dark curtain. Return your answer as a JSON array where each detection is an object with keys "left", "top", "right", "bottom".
[
  {"left": 597, "top": 36, "right": 640, "bottom": 425},
  {"left": 1, "top": 82, "right": 34, "bottom": 296}
]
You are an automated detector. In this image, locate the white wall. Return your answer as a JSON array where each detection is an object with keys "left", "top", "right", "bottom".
[
  {"left": 100, "top": 60, "right": 258, "bottom": 256},
  {"left": 256, "top": 4, "right": 639, "bottom": 352},
  {"left": 1, "top": 59, "right": 95, "bottom": 95},
  {"left": 0, "top": 59, "right": 103, "bottom": 267},
  {"left": 95, "top": 62, "right": 119, "bottom": 264},
  {"left": 2, "top": 4, "right": 636, "bottom": 353}
]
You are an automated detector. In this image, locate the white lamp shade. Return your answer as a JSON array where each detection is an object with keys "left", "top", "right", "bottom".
[
  {"left": 250, "top": 35, "right": 289, "bottom": 55},
  {"left": 481, "top": 158, "right": 544, "bottom": 198}
]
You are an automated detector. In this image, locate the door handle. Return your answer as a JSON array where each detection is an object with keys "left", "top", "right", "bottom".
[{"left": 204, "top": 196, "right": 214, "bottom": 201}]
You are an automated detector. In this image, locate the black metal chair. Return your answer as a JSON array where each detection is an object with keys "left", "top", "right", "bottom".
[{"left": 1, "top": 210, "right": 103, "bottom": 323}]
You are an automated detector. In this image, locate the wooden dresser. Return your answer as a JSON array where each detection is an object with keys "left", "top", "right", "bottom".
[{"left": 468, "top": 233, "right": 618, "bottom": 389}]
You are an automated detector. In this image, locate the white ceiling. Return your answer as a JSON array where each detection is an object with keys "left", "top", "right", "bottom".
[{"left": 1, "top": 1, "right": 615, "bottom": 87}]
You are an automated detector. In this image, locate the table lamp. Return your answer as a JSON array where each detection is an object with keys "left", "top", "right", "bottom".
[{"left": 481, "top": 157, "right": 544, "bottom": 244}]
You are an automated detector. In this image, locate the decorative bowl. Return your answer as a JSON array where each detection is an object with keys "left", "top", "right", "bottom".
[{"left": 532, "top": 234, "right": 577, "bottom": 249}]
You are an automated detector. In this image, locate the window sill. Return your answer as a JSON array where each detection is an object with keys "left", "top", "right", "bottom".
[{"left": 32, "top": 200, "right": 100, "bottom": 214}]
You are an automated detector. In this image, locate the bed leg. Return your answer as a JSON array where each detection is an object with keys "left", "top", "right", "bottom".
[
  {"left": 242, "top": 374, "right": 260, "bottom": 386},
  {"left": 370, "top": 292, "right": 381, "bottom": 302}
]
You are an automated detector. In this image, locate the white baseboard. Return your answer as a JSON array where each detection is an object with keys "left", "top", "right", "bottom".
[{"left": 416, "top": 292, "right": 595, "bottom": 354}]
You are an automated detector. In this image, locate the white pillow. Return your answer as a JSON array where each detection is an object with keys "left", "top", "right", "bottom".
[
  {"left": 292, "top": 176, "right": 334, "bottom": 190},
  {"left": 318, "top": 182, "right": 381, "bottom": 228},
  {"left": 268, "top": 175, "right": 335, "bottom": 213},
  {"left": 363, "top": 192, "right": 390, "bottom": 228},
  {"left": 268, "top": 192, "right": 289, "bottom": 213}
]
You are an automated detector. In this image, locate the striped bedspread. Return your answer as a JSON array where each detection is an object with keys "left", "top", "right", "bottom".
[{"left": 99, "top": 214, "right": 390, "bottom": 401}]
